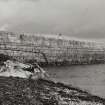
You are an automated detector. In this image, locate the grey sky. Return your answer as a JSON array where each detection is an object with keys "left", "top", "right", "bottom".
[{"left": 0, "top": 0, "right": 105, "bottom": 39}]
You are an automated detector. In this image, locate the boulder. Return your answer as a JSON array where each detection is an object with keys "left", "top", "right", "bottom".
[{"left": 0, "top": 60, "right": 49, "bottom": 79}]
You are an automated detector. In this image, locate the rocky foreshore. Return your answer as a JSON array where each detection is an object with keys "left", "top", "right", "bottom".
[
  {"left": 0, "top": 60, "right": 104, "bottom": 105},
  {"left": 0, "top": 76, "right": 104, "bottom": 105}
]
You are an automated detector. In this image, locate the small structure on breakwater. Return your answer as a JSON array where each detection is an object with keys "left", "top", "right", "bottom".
[{"left": 0, "top": 31, "right": 105, "bottom": 65}]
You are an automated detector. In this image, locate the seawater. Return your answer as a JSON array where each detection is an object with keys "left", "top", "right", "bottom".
[{"left": 44, "top": 64, "right": 105, "bottom": 98}]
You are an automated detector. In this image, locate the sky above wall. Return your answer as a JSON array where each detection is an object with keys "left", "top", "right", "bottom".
[{"left": 0, "top": 0, "right": 105, "bottom": 40}]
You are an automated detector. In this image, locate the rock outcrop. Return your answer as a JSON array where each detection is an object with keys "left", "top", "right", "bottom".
[
  {"left": 0, "top": 60, "right": 48, "bottom": 79},
  {"left": 0, "top": 60, "right": 104, "bottom": 105}
]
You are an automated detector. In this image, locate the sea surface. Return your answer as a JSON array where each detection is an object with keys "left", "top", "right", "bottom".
[{"left": 44, "top": 64, "right": 105, "bottom": 98}]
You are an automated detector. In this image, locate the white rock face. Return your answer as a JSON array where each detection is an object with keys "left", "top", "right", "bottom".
[{"left": 0, "top": 60, "right": 48, "bottom": 79}]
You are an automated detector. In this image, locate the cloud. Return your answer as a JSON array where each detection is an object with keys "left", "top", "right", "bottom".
[
  {"left": 0, "top": 0, "right": 39, "bottom": 2},
  {"left": 0, "top": 24, "right": 9, "bottom": 31},
  {"left": 0, "top": 0, "right": 105, "bottom": 39}
]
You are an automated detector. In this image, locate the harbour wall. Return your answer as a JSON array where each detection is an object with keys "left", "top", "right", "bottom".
[{"left": 0, "top": 31, "right": 105, "bottom": 65}]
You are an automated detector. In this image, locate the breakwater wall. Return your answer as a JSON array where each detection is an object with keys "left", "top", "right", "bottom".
[{"left": 0, "top": 31, "right": 105, "bottom": 65}]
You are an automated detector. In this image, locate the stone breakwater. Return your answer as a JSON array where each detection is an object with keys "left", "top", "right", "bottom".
[
  {"left": 0, "top": 31, "right": 105, "bottom": 65},
  {"left": 0, "top": 77, "right": 104, "bottom": 105}
]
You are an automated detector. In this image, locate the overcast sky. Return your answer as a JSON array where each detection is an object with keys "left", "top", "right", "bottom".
[{"left": 0, "top": 0, "right": 105, "bottom": 39}]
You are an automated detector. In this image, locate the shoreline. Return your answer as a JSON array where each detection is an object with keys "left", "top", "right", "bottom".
[{"left": 0, "top": 76, "right": 104, "bottom": 105}]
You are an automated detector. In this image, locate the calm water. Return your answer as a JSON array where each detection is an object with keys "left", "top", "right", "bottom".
[{"left": 44, "top": 64, "right": 105, "bottom": 98}]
